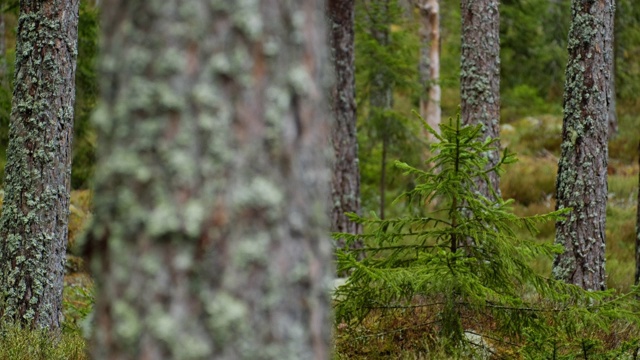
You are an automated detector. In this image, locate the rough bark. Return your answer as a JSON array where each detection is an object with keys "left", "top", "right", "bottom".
[
  {"left": 368, "top": 0, "right": 394, "bottom": 220},
  {"left": 552, "top": 0, "right": 613, "bottom": 291},
  {"left": 88, "top": 1, "right": 332, "bottom": 359},
  {"left": 0, "top": 0, "right": 78, "bottom": 330},
  {"left": 416, "top": 0, "right": 441, "bottom": 138},
  {"left": 460, "top": 0, "right": 501, "bottom": 200},
  {"left": 327, "top": 0, "right": 362, "bottom": 244}
]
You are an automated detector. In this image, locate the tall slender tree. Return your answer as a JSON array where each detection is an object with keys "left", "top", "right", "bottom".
[
  {"left": 87, "top": 1, "right": 332, "bottom": 358},
  {"left": 368, "top": 0, "right": 394, "bottom": 219},
  {"left": 0, "top": 0, "right": 78, "bottom": 330},
  {"left": 416, "top": 0, "right": 441, "bottom": 138},
  {"left": 328, "top": 0, "right": 362, "bottom": 245},
  {"left": 552, "top": 0, "right": 614, "bottom": 291},
  {"left": 608, "top": 44, "right": 618, "bottom": 137},
  {"left": 635, "top": 141, "right": 640, "bottom": 286},
  {"left": 0, "top": 13, "right": 6, "bottom": 87},
  {"left": 460, "top": 0, "right": 501, "bottom": 200}
]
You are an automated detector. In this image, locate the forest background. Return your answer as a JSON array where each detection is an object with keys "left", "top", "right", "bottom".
[{"left": 0, "top": 0, "right": 639, "bottom": 358}]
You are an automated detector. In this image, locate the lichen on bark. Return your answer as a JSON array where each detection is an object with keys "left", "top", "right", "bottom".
[
  {"left": 327, "top": 0, "right": 362, "bottom": 248},
  {"left": 88, "top": 1, "right": 333, "bottom": 358},
  {"left": 460, "top": 0, "right": 501, "bottom": 201},
  {"left": 552, "top": 0, "right": 614, "bottom": 291},
  {"left": 0, "top": 0, "right": 79, "bottom": 330}
]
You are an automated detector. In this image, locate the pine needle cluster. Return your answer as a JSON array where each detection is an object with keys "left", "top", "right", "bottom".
[{"left": 334, "top": 116, "right": 640, "bottom": 357}]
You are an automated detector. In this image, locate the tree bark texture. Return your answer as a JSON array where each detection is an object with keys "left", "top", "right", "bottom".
[
  {"left": 460, "top": 0, "right": 501, "bottom": 200},
  {"left": 416, "top": 0, "right": 441, "bottom": 139},
  {"left": 88, "top": 1, "right": 333, "bottom": 359},
  {"left": 0, "top": 0, "right": 78, "bottom": 330},
  {"left": 327, "top": 0, "right": 362, "bottom": 243},
  {"left": 552, "top": 0, "right": 614, "bottom": 291},
  {"left": 368, "top": 0, "right": 394, "bottom": 220}
]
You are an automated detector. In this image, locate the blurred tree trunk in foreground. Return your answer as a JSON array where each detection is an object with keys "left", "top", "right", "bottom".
[
  {"left": 88, "top": 1, "right": 333, "bottom": 358},
  {"left": 0, "top": 0, "right": 78, "bottom": 330}
]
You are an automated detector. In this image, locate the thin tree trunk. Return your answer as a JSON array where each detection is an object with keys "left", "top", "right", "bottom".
[
  {"left": 635, "top": 141, "right": 640, "bottom": 285},
  {"left": 88, "top": 1, "right": 332, "bottom": 358},
  {"left": 0, "top": 0, "right": 79, "bottom": 330},
  {"left": 608, "top": 60, "right": 618, "bottom": 137},
  {"left": 552, "top": 0, "right": 613, "bottom": 291},
  {"left": 380, "top": 134, "right": 388, "bottom": 220},
  {"left": 327, "top": 0, "right": 362, "bottom": 244},
  {"left": 460, "top": 0, "right": 501, "bottom": 200},
  {"left": 0, "top": 13, "right": 6, "bottom": 87},
  {"left": 608, "top": 5, "right": 618, "bottom": 137},
  {"left": 369, "top": 0, "right": 394, "bottom": 219},
  {"left": 416, "top": 0, "right": 441, "bottom": 138}
]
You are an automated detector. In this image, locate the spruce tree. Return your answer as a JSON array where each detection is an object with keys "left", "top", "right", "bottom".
[{"left": 335, "top": 117, "right": 640, "bottom": 357}]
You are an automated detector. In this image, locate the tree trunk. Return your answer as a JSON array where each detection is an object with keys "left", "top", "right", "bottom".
[
  {"left": 460, "top": 0, "right": 501, "bottom": 200},
  {"left": 368, "top": 0, "right": 394, "bottom": 219},
  {"left": 635, "top": 141, "right": 640, "bottom": 286},
  {"left": 608, "top": 4, "right": 618, "bottom": 137},
  {"left": 552, "top": 0, "right": 613, "bottom": 291},
  {"left": 608, "top": 54, "right": 618, "bottom": 137},
  {"left": 327, "top": 0, "right": 362, "bottom": 245},
  {"left": 0, "top": 13, "right": 6, "bottom": 87},
  {"left": 416, "top": 0, "right": 441, "bottom": 138},
  {"left": 0, "top": 0, "right": 78, "bottom": 330},
  {"left": 88, "top": 1, "right": 332, "bottom": 358}
]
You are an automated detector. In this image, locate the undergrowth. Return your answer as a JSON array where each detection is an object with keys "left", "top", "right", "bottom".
[{"left": 0, "top": 324, "right": 88, "bottom": 360}]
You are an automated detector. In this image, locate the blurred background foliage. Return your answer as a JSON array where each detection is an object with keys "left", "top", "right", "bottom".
[
  {"left": 0, "top": 0, "right": 637, "bottom": 287},
  {"left": 0, "top": 0, "right": 638, "bottom": 356},
  {"left": 353, "top": 0, "right": 639, "bottom": 294}
]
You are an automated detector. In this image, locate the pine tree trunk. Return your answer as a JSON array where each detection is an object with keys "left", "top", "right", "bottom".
[
  {"left": 552, "top": 0, "right": 614, "bottom": 291},
  {"left": 416, "top": 0, "right": 441, "bottom": 138},
  {"left": 369, "top": 0, "right": 394, "bottom": 219},
  {"left": 635, "top": 141, "right": 640, "bottom": 285},
  {"left": 0, "top": 0, "right": 78, "bottom": 330},
  {"left": 460, "top": 0, "right": 501, "bottom": 200},
  {"left": 88, "top": 1, "right": 332, "bottom": 358},
  {"left": 327, "top": 0, "right": 362, "bottom": 244}
]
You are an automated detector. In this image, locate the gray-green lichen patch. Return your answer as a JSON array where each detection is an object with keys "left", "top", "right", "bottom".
[
  {"left": 88, "top": 0, "right": 332, "bottom": 358},
  {"left": 0, "top": 0, "right": 78, "bottom": 330},
  {"left": 552, "top": 0, "right": 611, "bottom": 291}
]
